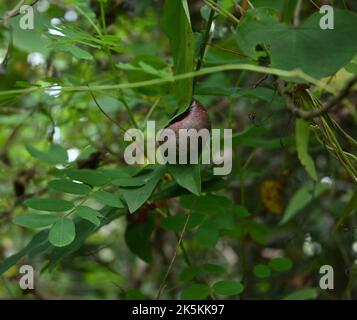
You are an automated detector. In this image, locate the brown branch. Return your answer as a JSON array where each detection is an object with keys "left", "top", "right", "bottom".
[
  {"left": 277, "top": 76, "right": 357, "bottom": 119},
  {"left": 1, "top": 0, "right": 40, "bottom": 21}
]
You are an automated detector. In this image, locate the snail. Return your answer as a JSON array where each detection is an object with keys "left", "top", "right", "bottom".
[{"left": 158, "top": 100, "right": 211, "bottom": 163}]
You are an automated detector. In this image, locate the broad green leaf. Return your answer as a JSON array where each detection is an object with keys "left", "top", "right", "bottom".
[
  {"left": 281, "top": 182, "right": 330, "bottom": 224},
  {"left": 211, "top": 211, "right": 235, "bottom": 230},
  {"left": 121, "top": 166, "right": 166, "bottom": 213},
  {"left": 11, "top": 15, "right": 49, "bottom": 54},
  {"left": 247, "top": 221, "right": 269, "bottom": 245},
  {"left": 269, "top": 257, "right": 293, "bottom": 272},
  {"left": 26, "top": 144, "right": 68, "bottom": 164},
  {"left": 283, "top": 288, "right": 318, "bottom": 300},
  {"left": 160, "top": 213, "right": 204, "bottom": 232},
  {"left": 236, "top": 8, "right": 357, "bottom": 79},
  {"left": 93, "top": 190, "right": 124, "bottom": 208},
  {"left": 253, "top": 264, "right": 271, "bottom": 279},
  {"left": 25, "top": 198, "right": 74, "bottom": 212},
  {"left": 66, "top": 169, "right": 109, "bottom": 186},
  {"left": 74, "top": 206, "right": 102, "bottom": 226},
  {"left": 233, "top": 205, "right": 250, "bottom": 217},
  {"left": 168, "top": 164, "right": 201, "bottom": 196},
  {"left": 180, "top": 284, "right": 210, "bottom": 300},
  {"left": 13, "top": 214, "right": 59, "bottom": 229},
  {"left": 48, "top": 179, "right": 92, "bottom": 195},
  {"left": 162, "top": 0, "right": 194, "bottom": 113},
  {"left": 202, "top": 263, "right": 225, "bottom": 275},
  {"left": 296, "top": 119, "right": 317, "bottom": 180},
  {"left": 111, "top": 176, "right": 147, "bottom": 187},
  {"left": 180, "top": 266, "right": 199, "bottom": 282},
  {"left": 212, "top": 280, "right": 244, "bottom": 296},
  {"left": 49, "top": 218, "right": 76, "bottom": 247},
  {"left": 100, "top": 167, "right": 140, "bottom": 179},
  {"left": 125, "top": 214, "right": 155, "bottom": 262},
  {"left": 180, "top": 194, "right": 232, "bottom": 214},
  {"left": 195, "top": 221, "right": 219, "bottom": 248}
]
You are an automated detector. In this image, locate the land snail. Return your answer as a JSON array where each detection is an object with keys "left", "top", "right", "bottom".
[{"left": 158, "top": 100, "right": 211, "bottom": 163}]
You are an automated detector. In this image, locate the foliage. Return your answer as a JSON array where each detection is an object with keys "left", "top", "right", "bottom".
[{"left": 0, "top": 0, "right": 356, "bottom": 300}]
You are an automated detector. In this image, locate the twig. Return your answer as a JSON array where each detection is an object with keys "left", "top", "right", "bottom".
[
  {"left": 277, "top": 76, "right": 357, "bottom": 119},
  {"left": 156, "top": 214, "right": 191, "bottom": 300},
  {"left": 293, "top": 0, "right": 303, "bottom": 27},
  {"left": 195, "top": 0, "right": 217, "bottom": 73},
  {"left": 242, "top": 0, "right": 248, "bottom": 12},
  {"left": 203, "top": 0, "right": 239, "bottom": 25},
  {"left": 87, "top": 84, "right": 126, "bottom": 132},
  {"left": 1, "top": 0, "right": 40, "bottom": 22}
]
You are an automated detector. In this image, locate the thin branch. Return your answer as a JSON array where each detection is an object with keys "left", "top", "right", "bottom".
[
  {"left": 203, "top": 0, "right": 239, "bottom": 25},
  {"left": 0, "top": 64, "right": 333, "bottom": 98},
  {"left": 87, "top": 84, "right": 126, "bottom": 132},
  {"left": 277, "top": 76, "right": 357, "bottom": 119},
  {"left": 1, "top": 0, "right": 39, "bottom": 22},
  {"left": 195, "top": 0, "right": 217, "bottom": 73},
  {"left": 156, "top": 214, "right": 191, "bottom": 300}
]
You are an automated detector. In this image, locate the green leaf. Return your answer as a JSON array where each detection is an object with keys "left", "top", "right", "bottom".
[
  {"left": 160, "top": 213, "right": 204, "bottom": 232},
  {"left": 74, "top": 206, "right": 102, "bottom": 226},
  {"left": 49, "top": 218, "right": 76, "bottom": 247},
  {"left": 125, "top": 214, "right": 155, "bottom": 262},
  {"left": 49, "top": 44, "right": 93, "bottom": 60},
  {"left": 283, "top": 288, "right": 318, "bottom": 300},
  {"left": 111, "top": 177, "right": 146, "bottom": 187},
  {"left": 0, "top": 231, "right": 50, "bottom": 275},
  {"left": 26, "top": 144, "right": 68, "bottom": 164},
  {"left": 180, "top": 194, "right": 232, "bottom": 214},
  {"left": 11, "top": 15, "right": 50, "bottom": 54},
  {"left": 253, "top": 264, "right": 271, "bottom": 279},
  {"left": 46, "top": 207, "right": 126, "bottom": 271},
  {"left": 48, "top": 179, "right": 92, "bottom": 195},
  {"left": 168, "top": 164, "right": 201, "bottom": 196},
  {"left": 195, "top": 221, "right": 219, "bottom": 248},
  {"left": 236, "top": 8, "right": 357, "bottom": 79},
  {"left": 25, "top": 198, "right": 74, "bottom": 212},
  {"left": 66, "top": 169, "right": 109, "bottom": 186},
  {"left": 162, "top": 0, "right": 194, "bottom": 113},
  {"left": 180, "top": 266, "right": 199, "bottom": 282},
  {"left": 269, "top": 257, "right": 293, "bottom": 272},
  {"left": 202, "top": 263, "right": 225, "bottom": 275},
  {"left": 233, "top": 205, "right": 250, "bottom": 217},
  {"left": 281, "top": 182, "right": 330, "bottom": 224},
  {"left": 93, "top": 190, "right": 124, "bottom": 208},
  {"left": 247, "top": 221, "right": 269, "bottom": 245},
  {"left": 13, "top": 214, "right": 59, "bottom": 229},
  {"left": 211, "top": 211, "right": 235, "bottom": 230},
  {"left": 335, "top": 191, "right": 357, "bottom": 230},
  {"left": 180, "top": 284, "right": 210, "bottom": 300},
  {"left": 121, "top": 166, "right": 166, "bottom": 213},
  {"left": 212, "top": 280, "right": 244, "bottom": 296},
  {"left": 296, "top": 119, "right": 317, "bottom": 180}
]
